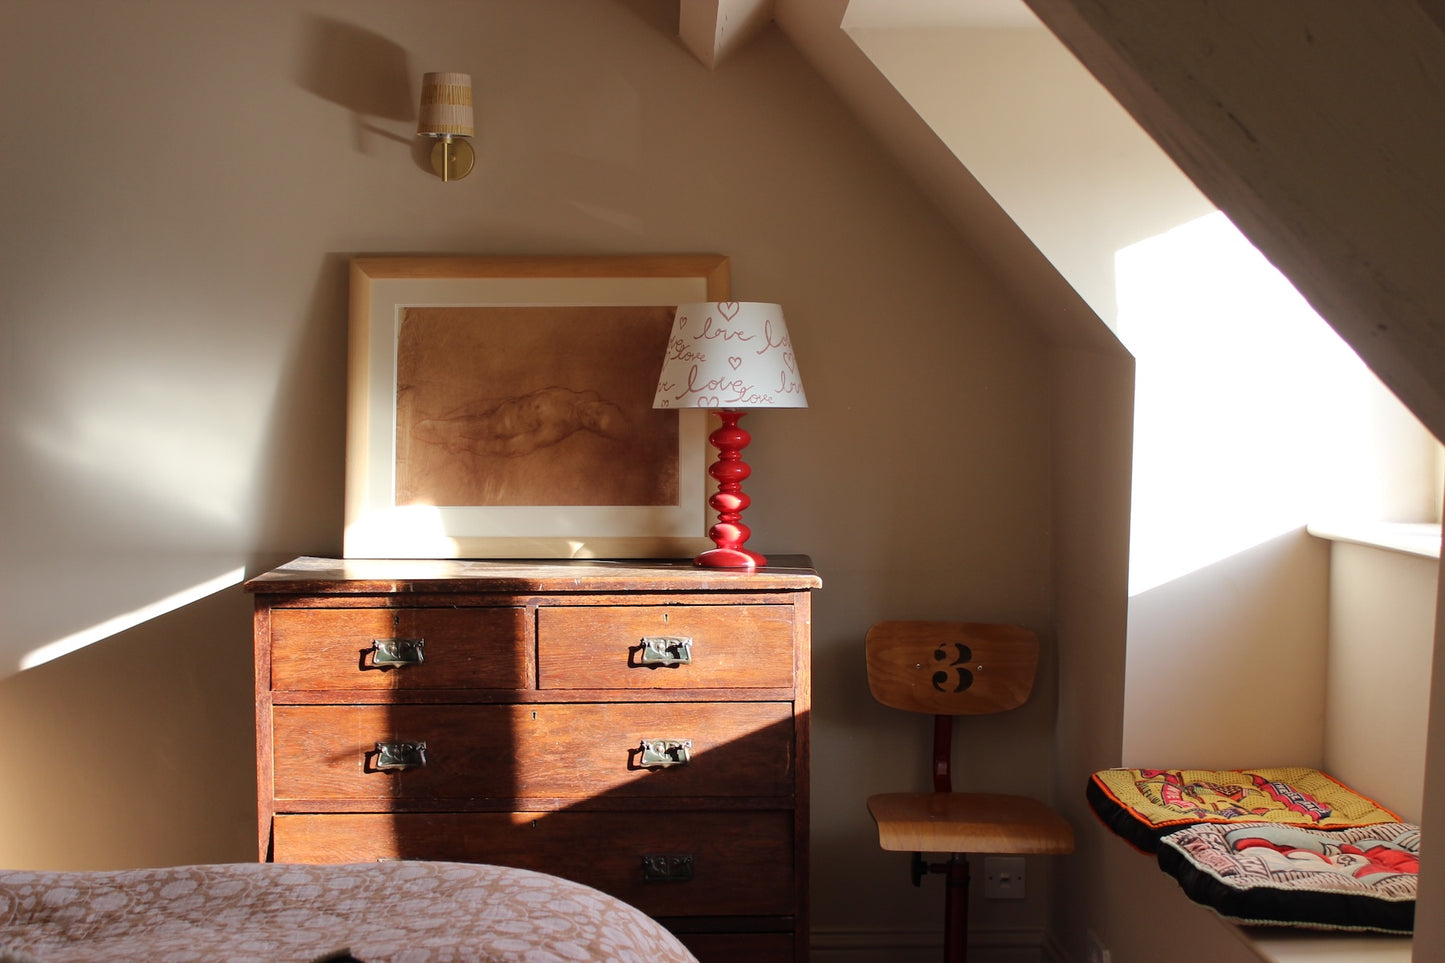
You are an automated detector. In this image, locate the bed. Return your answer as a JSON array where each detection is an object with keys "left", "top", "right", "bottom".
[{"left": 0, "top": 860, "right": 699, "bottom": 962}]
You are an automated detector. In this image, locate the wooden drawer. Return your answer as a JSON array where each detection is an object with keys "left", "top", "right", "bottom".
[
  {"left": 272, "top": 702, "right": 794, "bottom": 804},
  {"left": 270, "top": 607, "right": 531, "bottom": 691},
  {"left": 537, "top": 605, "right": 795, "bottom": 690},
  {"left": 272, "top": 810, "right": 795, "bottom": 917}
]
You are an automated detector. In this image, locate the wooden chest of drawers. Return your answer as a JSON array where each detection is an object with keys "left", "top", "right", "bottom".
[{"left": 247, "top": 556, "right": 819, "bottom": 962}]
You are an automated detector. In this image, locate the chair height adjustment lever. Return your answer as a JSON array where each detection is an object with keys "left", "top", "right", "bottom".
[{"left": 911, "top": 851, "right": 961, "bottom": 886}]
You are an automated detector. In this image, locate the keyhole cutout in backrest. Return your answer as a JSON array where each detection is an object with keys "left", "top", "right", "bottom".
[{"left": 931, "top": 642, "right": 974, "bottom": 693}]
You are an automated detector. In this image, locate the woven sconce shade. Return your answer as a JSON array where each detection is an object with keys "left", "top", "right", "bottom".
[{"left": 417, "top": 72, "right": 474, "bottom": 137}]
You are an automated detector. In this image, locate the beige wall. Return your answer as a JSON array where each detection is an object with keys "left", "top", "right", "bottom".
[
  {"left": 1418, "top": 554, "right": 1445, "bottom": 958},
  {"left": 1324, "top": 541, "right": 1439, "bottom": 824},
  {"left": 845, "top": 24, "right": 1213, "bottom": 329},
  {"left": 1045, "top": 342, "right": 1139, "bottom": 961},
  {"left": 1123, "top": 531, "right": 1330, "bottom": 770},
  {"left": 0, "top": 0, "right": 1057, "bottom": 949}
]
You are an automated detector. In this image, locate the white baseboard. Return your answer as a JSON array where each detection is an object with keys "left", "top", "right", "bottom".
[{"left": 811, "top": 926, "right": 1065, "bottom": 963}]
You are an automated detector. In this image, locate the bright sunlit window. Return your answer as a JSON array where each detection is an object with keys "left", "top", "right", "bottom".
[{"left": 1117, "top": 212, "right": 1439, "bottom": 596}]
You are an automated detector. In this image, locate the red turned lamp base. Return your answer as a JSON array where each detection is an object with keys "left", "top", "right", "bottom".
[
  {"left": 696, "top": 546, "right": 768, "bottom": 569},
  {"left": 695, "top": 410, "right": 766, "bottom": 570}
]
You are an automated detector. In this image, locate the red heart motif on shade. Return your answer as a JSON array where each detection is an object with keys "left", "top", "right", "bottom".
[
  {"left": 718, "top": 301, "right": 740, "bottom": 320},
  {"left": 784, "top": 352, "right": 795, "bottom": 371},
  {"left": 728, "top": 357, "right": 742, "bottom": 370}
]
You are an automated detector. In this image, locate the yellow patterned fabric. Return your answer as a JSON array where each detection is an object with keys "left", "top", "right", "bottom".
[{"left": 1088, "top": 767, "right": 1400, "bottom": 853}]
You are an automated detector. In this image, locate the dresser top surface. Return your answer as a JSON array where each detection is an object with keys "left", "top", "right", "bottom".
[{"left": 246, "top": 556, "right": 820, "bottom": 596}]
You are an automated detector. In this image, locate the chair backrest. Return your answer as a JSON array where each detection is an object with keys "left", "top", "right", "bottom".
[{"left": 866, "top": 621, "right": 1040, "bottom": 716}]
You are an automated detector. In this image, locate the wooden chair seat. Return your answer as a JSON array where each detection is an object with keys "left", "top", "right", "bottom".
[{"left": 868, "top": 791, "right": 1075, "bottom": 855}]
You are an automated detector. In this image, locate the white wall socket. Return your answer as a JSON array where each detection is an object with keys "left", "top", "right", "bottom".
[{"left": 982, "top": 856, "right": 1026, "bottom": 899}]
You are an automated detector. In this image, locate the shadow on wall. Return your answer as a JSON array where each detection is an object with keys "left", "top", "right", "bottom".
[
  {"left": 295, "top": 15, "right": 433, "bottom": 173},
  {"left": 607, "top": 0, "right": 682, "bottom": 37},
  {"left": 297, "top": 15, "right": 414, "bottom": 122},
  {"left": 247, "top": 252, "right": 352, "bottom": 563},
  {"left": 0, "top": 246, "right": 371, "bottom": 870},
  {"left": 0, "top": 586, "right": 257, "bottom": 871}
]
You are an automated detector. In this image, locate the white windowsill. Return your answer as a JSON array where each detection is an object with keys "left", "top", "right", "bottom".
[
  {"left": 1306, "top": 521, "right": 1442, "bottom": 559},
  {"left": 1245, "top": 930, "right": 1411, "bottom": 963}
]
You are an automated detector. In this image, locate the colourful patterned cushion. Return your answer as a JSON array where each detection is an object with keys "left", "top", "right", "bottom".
[
  {"left": 1087, "top": 767, "right": 1399, "bottom": 853},
  {"left": 1157, "top": 821, "right": 1419, "bottom": 933}
]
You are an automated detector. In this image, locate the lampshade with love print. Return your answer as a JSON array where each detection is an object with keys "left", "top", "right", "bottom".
[
  {"left": 652, "top": 301, "right": 806, "bottom": 570},
  {"left": 652, "top": 302, "right": 807, "bottom": 410}
]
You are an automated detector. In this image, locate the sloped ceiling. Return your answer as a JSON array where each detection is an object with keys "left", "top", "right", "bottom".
[
  {"left": 769, "top": 0, "right": 1114, "bottom": 349},
  {"left": 678, "top": 0, "right": 1040, "bottom": 69},
  {"left": 675, "top": 0, "right": 1129, "bottom": 350},
  {"left": 839, "top": 0, "right": 1039, "bottom": 27},
  {"left": 1022, "top": 0, "right": 1445, "bottom": 442},
  {"left": 680, "top": 0, "right": 1445, "bottom": 442}
]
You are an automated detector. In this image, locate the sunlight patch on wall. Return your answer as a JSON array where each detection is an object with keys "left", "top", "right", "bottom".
[
  {"left": 343, "top": 503, "right": 460, "bottom": 559},
  {"left": 18, "top": 566, "right": 245, "bottom": 671},
  {"left": 1119, "top": 212, "right": 1390, "bottom": 597},
  {"left": 19, "top": 373, "right": 257, "bottom": 531}
]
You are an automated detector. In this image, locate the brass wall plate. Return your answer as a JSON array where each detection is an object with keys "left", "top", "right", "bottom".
[{"left": 429, "top": 138, "right": 474, "bottom": 181}]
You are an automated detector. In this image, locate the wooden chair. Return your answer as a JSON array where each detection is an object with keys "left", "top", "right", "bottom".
[{"left": 865, "top": 621, "right": 1074, "bottom": 963}]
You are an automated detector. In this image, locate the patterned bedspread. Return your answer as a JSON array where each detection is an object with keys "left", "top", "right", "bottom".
[{"left": 0, "top": 860, "right": 699, "bottom": 962}]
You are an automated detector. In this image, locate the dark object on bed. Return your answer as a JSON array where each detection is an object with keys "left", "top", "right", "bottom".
[
  {"left": 1086, "top": 767, "right": 1400, "bottom": 854},
  {"left": 1157, "top": 820, "right": 1419, "bottom": 934}
]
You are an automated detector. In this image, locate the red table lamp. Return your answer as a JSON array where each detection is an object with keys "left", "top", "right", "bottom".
[{"left": 653, "top": 302, "right": 807, "bottom": 569}]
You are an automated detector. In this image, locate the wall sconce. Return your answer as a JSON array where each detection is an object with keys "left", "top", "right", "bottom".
[{"left": 416, "top": 71, "right": 474, "bottom": 181}]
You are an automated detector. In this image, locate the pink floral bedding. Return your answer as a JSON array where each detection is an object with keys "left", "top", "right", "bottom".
[{"left": 0, "top": 860, "right": 698, "bottom": 962}]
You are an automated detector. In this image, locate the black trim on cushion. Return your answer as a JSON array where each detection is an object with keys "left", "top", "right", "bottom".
[
  {"left": 1156, "top": 823, "right": 1418, "bottom": 935},
  {"left": 1087, "top": 774, "right": 1168, "bottom": 853}
]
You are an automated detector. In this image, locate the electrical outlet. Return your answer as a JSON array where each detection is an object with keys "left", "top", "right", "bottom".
[
  {"left": 1085, "top": 929, "right": 1112, "bottom": 963},
  {"left": 982, "top": 856, "right": 1026, "bottom": 899}
]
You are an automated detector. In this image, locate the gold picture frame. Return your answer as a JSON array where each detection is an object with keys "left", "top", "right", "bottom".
[{"left": 345, "top": 255, "right": 728, "bottom": 559}]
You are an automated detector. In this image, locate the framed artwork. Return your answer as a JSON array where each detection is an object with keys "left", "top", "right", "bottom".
[{"left": 345, "top": 255, "right": 729, "bottom": 558}]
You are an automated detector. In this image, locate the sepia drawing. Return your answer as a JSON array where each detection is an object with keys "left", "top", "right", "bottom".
[{"left": 394, "top": 304, "right": 679, "bottom": 508}]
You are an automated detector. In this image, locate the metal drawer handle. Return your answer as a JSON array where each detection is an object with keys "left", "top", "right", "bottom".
[
  {"left": 638, "top": 738, "right": 691, "bottom": 768},
  {"left": 375, "top": 741, "right": 428, "bottom": 771},
  {"left": 641, "top": 853, "right": 694, "bottom": 882},
  {"left": 372, "top": 638, "right": 425, "bottom": 668},
  {"left": 638, "top": 636, "right": 692, "bottom": 667}
]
